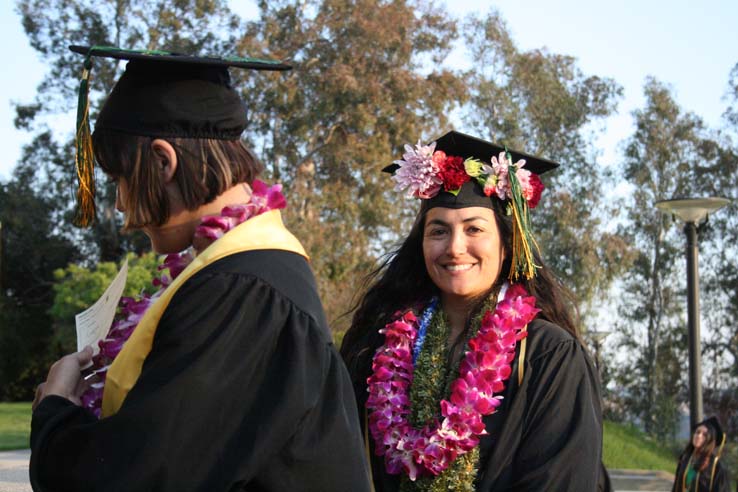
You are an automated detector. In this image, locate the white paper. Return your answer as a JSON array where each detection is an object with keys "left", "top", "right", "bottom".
[{"left": 75, "top": 259, "right": 129, "bottom": 354}]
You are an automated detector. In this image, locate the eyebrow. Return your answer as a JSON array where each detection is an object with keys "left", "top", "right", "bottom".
[{"left": 426, "top": 216, "right": 490, "bottom": 227}]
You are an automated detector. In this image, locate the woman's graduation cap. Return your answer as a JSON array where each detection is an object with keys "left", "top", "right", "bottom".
[
  {"left": 69, "top": 45, "right": 291, "bottom": 227},
  {"left": 384, "top": 130, "right": 559, "bottom": 281}
]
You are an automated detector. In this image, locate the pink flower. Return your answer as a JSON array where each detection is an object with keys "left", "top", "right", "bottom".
[
  {"left": 392, "top": 141, "right": 443, "bottom": 199},
  {"left": 490, "top": 152, "right": 511, "bottom": 200},
  {"left": 251, "top": 179, "right": 287, "bottom": 212}
]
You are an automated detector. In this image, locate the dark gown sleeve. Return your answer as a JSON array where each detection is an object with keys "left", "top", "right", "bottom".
[
  {"left": 477, "top": 320, "right": 604, "bottom": 491},
  {"left": 30, "top": 250, "right": 370, "bottom": 492},
  {"left": 672, "top": 453, "right": 687, "bottom": 492},
  {"left": 708, "top": 459, "right": 730, "bottom": 492}
]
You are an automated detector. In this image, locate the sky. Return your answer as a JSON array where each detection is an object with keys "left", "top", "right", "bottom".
[{"left": 1, "top": 0, "right": 737, "bottom": 181}]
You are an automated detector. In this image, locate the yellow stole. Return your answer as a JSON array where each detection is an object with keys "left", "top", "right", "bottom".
[{"left": 101, "top": 210, "right": 307, "bottom": 417}]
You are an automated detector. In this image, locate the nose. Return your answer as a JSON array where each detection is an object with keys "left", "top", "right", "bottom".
[{"left": 446, "top": 229, "right": 466, "bottom": 256}]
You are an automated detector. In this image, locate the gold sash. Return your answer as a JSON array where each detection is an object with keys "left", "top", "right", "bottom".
[{"left": 102, "top": 210, "right": 307, "bottom": 417}]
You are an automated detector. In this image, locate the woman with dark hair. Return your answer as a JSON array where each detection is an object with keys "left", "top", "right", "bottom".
[
  {"left": 672, "top": 417, "right": 730, "bottom": 492},
  {"left": 30, "top": 46, "right": 369, "bottom": 492},
  {"left": 341, "top": 131, "right": 608, "bottom": 491}
]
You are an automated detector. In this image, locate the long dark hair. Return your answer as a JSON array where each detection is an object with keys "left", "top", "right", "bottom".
[
  {"left": 684, "top": 424, "right": 717, "bottom": 472},
  {"left": 340, "top": 196, "right": 580, "bottom": 391}
]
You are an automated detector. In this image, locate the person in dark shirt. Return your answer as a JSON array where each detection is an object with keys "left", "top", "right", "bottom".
[
  {"left": 30, "top": 45, "right": 370, "bottom": 492},
  {"left": 341, "top": 131, "right": 609, "bottom": 491}
]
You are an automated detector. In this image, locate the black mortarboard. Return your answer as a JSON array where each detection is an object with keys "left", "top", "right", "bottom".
[{"left": 69, "top": 45, "right": 291, "bottom": 226}]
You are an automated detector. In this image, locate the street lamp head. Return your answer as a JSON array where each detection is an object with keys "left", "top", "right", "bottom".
[
  {"left": 655, "top": 197, "right": 731, "bottom": 224},
  {"left": 588, "top": 330, "right": 611, "bottom": 343}
]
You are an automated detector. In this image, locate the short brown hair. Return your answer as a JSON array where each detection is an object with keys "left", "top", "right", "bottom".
[{"left": 92, "top": 131, "right": 263, "bottom": 228}]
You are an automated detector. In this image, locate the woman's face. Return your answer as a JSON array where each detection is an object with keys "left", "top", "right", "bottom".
[
  {"left": 692, "top": 425, "right": 709, "bottom": 449},
  {"left": 422, "top": 206, "right": 505, "bottom": 305}
]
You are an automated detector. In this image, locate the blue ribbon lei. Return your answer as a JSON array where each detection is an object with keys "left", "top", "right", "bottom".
[{"left": 412, "top": 297, "right": 439, "bottom": 365}]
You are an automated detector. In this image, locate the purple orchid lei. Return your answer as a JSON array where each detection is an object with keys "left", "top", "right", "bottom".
[
  {"left": 80, "top": 180, "right": 286, "bottom": 417},
  {"left": 366, "top": 283, "right": 539, "bottom": 480}
]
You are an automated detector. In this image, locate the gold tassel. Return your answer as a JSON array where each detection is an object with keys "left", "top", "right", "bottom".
[{"left": 73, "top": 56, "right": 96, "bottom": 227}]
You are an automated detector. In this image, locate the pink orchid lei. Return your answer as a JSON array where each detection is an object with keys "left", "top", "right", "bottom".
[
  {"left": 366, "top": 283, "right": 540, "bottom": 480},
  {"left": 80, "top": 180, "right": 286, "bottom": 418},
  {"left": 392, "top": 141, "right": 544, "bottom": 209}
]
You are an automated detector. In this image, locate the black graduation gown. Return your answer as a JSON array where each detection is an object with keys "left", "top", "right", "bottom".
[
  {"left": 359, "top": 318, "right": 606, "bottom": 491},
  {"left": 30, "top": 250, "right": 371, "bottom": 492},
  {"left": 672, "top": 451, "right": 731, "bottom": 492}
]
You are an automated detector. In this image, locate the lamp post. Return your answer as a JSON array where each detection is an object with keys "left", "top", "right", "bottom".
[
  {"left": 655, "top": 197, "right": 730, "bottom": 430},
  {"left": 587, "top": 329, "right": 610, "bottom": 373}
]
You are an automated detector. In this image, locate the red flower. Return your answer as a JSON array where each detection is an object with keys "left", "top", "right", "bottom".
[
  {"left": 438, "top": 155, "right": 470, "bottom": 192},
  {"left": 527, "top": 174, "right": 545, "bottom": 209}
]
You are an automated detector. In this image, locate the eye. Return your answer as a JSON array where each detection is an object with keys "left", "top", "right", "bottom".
[
  {"left": 466, "top": 224, "right": 484, "bottom": 234},
  {"left": 426, "top": 227, "right": 447, "bottom": 237}
]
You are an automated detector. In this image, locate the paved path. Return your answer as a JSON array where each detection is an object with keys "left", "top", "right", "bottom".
[
  {"left": 609, "top": 468, "right": 674, "bottom": 491},
  {"left": 0, "top": 449, "right": 31, "bottom": 492},
  {"left": 1, "top": 450, "right": 675, "bottom": 492}
]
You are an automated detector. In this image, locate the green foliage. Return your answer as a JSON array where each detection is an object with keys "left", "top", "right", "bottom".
[
  {"left": 0, "top": 179, "right": 80, "bottom": 400},
  {"left": 603, "top": 420, "right": 677, "bottom": 472},
  {"left": 50, "top": 253, "right": 159, "bottom": 322},
  {"left": 461, "top": 11, "right": 628, "bottom": 320},
  {"left": 49, "top": 253, "right": 160, "bottom": 353},
  {"left": 0, "top": 402, "right": 31, "bottom": 451},
  {"left": 612, "top": 78, "right": 714, "bottom": 434}
]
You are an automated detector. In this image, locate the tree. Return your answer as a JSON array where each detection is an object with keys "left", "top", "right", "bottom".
[
  {"left": 613, "top": 78, "right": 714, "bottom": 438},
  {"left": 234, "top": 0, "right": 467, "bottom": 329},
  {"left": 460, "top": 11, "right": 630, "bottom": 324},
  {"left": 0, "top": 171, "right": 80, "bottom": 400},
  {"left": 698, "top": 61, "right": 738, "bottom": 438}
]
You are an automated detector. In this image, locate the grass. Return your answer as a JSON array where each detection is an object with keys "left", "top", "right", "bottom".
[
  {"left": 603, "top": 420, "right": 677, "bottom": 472},
  {"left": 0, "top": 402, "right": 31, "bottom": 451},
  {"left": 0, "top": 401, "right": 690, "bottom": 472}
]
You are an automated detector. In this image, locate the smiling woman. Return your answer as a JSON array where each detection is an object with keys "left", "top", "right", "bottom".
[{"left": 341, "top": 131, "right": 610, "bottom": 491}]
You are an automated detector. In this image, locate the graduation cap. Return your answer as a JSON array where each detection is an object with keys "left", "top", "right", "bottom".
[
  {"left": 385, "top": 130, "right": 560, "bottom": 281},
  {"left": 69, "top": 45, "right": 292, "bottom": 227}
]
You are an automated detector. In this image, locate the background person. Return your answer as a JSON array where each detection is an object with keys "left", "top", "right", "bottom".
[
  {"left": 341, "top": 131, "right": 608, "bottom": 491},
  {"left": 30, "top": 45, "right": 369, "bottom": 492},
  {"left": 672, "top": 417, "right": 730, "bottom": 492}
]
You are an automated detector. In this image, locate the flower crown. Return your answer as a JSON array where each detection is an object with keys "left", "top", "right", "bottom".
[
  {"left": 392, "top": 141, "right": 544, "bottom": 208},
  {"left": 392, "top": 140, "right": 545, "bottom": 280}
]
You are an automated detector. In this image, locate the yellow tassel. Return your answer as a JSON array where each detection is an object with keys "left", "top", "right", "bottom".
[{"left": 73, "top": 61, "right": 96, "bottom": 227}]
